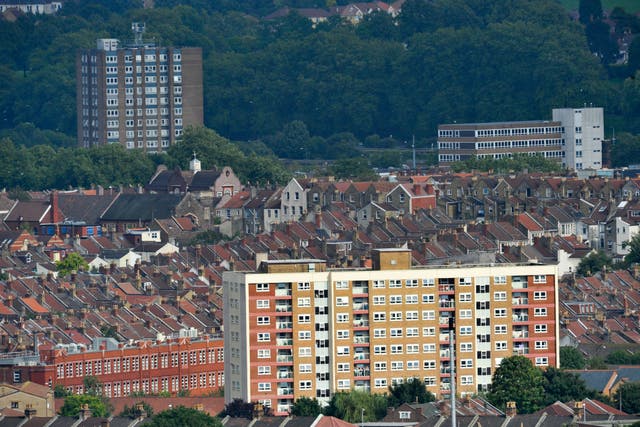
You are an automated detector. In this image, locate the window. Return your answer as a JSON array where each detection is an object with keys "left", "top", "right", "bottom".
[
  {"left": 373, "top": 296, "right": 386, "bottom": 305},
  {"left": 374, "top": 378, "right": 388, "bottom": 388},
  {"left": 534, "top": 324, "right": 548, "bottom": 333},
  {"left": 337, "top": 380, "right": 350, "bottom": 389},
  {"left": 389, "top": 279, "right": 402, "bottom": 288},
  {"left": 390, "top": 328, "right": 403, "bottom": 337},
  {"left": 256, "top": 283, "right": 269, "bottom": 292},
  {"left": 460, "top": 343, "right": 472, "bottom": 352},
  {"left": 533, "top": 275, "right": 546, "bottom": 284},
  {"left": 299, "top": 347, "right": 312, "bottom": 357},
  {"left": 534, "top": 291, "right": 547, "bottom": 300},
  {"left": 337, "top": 363, "right": 350, "bottom": 372},
  {"left": 461, "top": 375, "right": 474, "bottom": 385},
  {"left": 298, "top": 331, "right": 311, "bottom": 340},
  {"left": 337, "top": 313, "right": 349, "bottom": 323},
  {"left": 407, "top": 360, "right": 419, "bottom": 370},
  {"left": 406, "top": 294, "right": 418, "bottom": 304},
  {"left": 422, "top": 310, "right": 436, "bottom": 320},
  {"left": 495, "top": 341, "right": 507, "bottom": 350},
  {"left": 295, "top": 380, "right": 311, "bottom": 390},
  {"left": 298, "top": 297, "right": 311, "bottom": 307},
  {"left": 406, "top": 311, "right": 419, "bottom": 320},
  {"left": 494, "top": 325, "right": 507, "bottom": 334},
  {"left": 535, "top": 340, "right": 548, "bottom": 350},
  {"left": 299, "top": 364, "right": 312, "bottom": 373},
  {"left": 423, "top": 360, "right": 436, "bottom": 369},
  {"left": 459, "top": 309, "right": 472, "bottom": 319},
  {"left": 494, "top": 291, "right": 507, "bottom": 301},
  {"left": 423, "top": 327, "right": 435, "bottom": 336},
  {"left": 407, "top": 344, "right": 419, "bottom": 353},
  {"left": 298, "top": 282, "right": 310, "bottom": 290},
  {"left": 337, "top": 346, "right": 350, "bottom": 355},
  {"left": 390, "top": 295, "right": 402, "bottom": 304},
  {"left": 373, "top": 280, "right": 385, "bottom": 288},
  {"left": 258, "top": 383, "right": 271, "bottom": 392},
  {"left": 335, "top": 280, "right": 349, "bottom": 289},
  {"left": 399, "top": 411, "right": 411, "bottom": 420},
  {"left": 535, "top": 357, "right": 549, "bottom": 366},
  {"left": 298, "top": 314, "right": 311, "bottom": 324},
  {"left": 534, "top": 308, "right": 547, "bottom": 317},
  {"left": 374, "top": 328, "right": 386, "bottom": 338},
  {"left": 459, "top": 293, "right": 472, "bottom": 302},
  {"left": 258, "top": 366, "right": 271, "bottom": 375},
  {"left": 459, "top": 326, "right": 472, "bottom": 336},
  {"left": 257, "top": 333, "right": 270, "bottom": 342},
  {"left": 258, "top": 349, "right": 271, "bottom": 359},
  {"left": 374, "top": 345, "right": 387, "bottom": 355},
  {"left": 460, "top": 359, "right": 473, "bottom": 368},
  {"left": 494, "top": 276, "right": 507, "bottom": 284},
  {"left": 406, "top": 327, "right": 419, "bottom": 337},
  {"left": 336, "top": 297, "right": 349, "bottom": 307},
  {"left": 390, "top": 312, "right": 403, "bottom": 321},
  {"left": 423, "top": 278, "right": 435, "bottom": 287},
  {"left": 373, "top": 312, "right": 386, "bottom": 322},
  {"left": 422, "top": 294, "right": 435, "bottom": 303},
  {"left": 337, "top": 330, "right": 350, "bottom": 339},
  {"left": 406, "top": 279, "right": 418, "bottom": 287},
  {"left": 391, "top": 345, "right": 403, "bottom": 354},
  {"left": 494, "top": 308, "right": 507, "bottom": 318},
  {"left": 374, "top": 362, "right": 387, "bottom": 371},
  {"left": 257, "top": 316, "right": 270, "bottom": 325},
  {"left": 391, "top": 361, "right": 404, "bottom": 371},
  {"left": 422, "top": 343, "right": 436, "bottom": 353}
]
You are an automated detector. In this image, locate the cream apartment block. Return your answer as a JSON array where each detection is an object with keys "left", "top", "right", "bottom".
[{"left": 223, "top": 249, "right": 558, "bottom": 415}]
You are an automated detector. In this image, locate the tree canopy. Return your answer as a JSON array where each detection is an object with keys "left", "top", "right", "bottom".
[
  {"left": 56, "top": 252, "right": 89, "bottom": 277},
  {"left": 387, "top": 378, "right": 436, "bottom": 408},
  {"left": 560, "top": 346, "right": 586, "bottom": 369},
  {"left": 59, "top": 395, "right": 110, "bottom": 418},
  {"left": 146, "top": 406, "right": 223, "bottom": 427},
  {"left": 487, "top": 356, "right": 546, "bottom": 414},
  {"left": 324, "top": 390, "right": 388, "bottom": 423},
  {"left": 290, "top": 397, "right": 323, "bottom": 417},
  {"left": 542, "top": 367, "right": 594, "bottom": 405}
]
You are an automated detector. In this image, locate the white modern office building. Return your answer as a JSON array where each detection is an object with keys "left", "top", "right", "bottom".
[{"left": 552, "top": 107, "right": 604, "bottom": 171}]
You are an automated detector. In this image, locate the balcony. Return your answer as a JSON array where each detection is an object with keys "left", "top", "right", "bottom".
[
  {"left": 276, "top": 338, "right": 293, "bottom": 346},
  {"left": 439, "top": 333, "right": 451, "bottom": 342},
  {"left": 354, "top": 336, "right": 370, "bottom": 344},
  {"left": 354, "top": 367, "right": 370, "bottom": 377},
  {"left": 277, "top": 371, "right": 293, "bottom": 379},
  {"left": 352, "top": 287, "right": 369, "bottom": 295},
  {"left": 276, "top": 322, "right": 292, "bottom": 329},
  {"left": 440, "top": 350, "right": 451, "bottom": 358},
  {"left": 354, "top": 353, "right": 370, "bottom": 361},
  {"left": 276, "top": 355, "right": 293, "bottom": 363},
  {"left": 439, "top": 285, "right": 455, "bottom": 293},
  {"left": 512, "top": 281, "right": 528, "bottom": 289},
  {"left": 513, "top": 314, "right": 529, "bottom": 322},
  {"left": 353, "top": 302, "right": 369, "bottom": 311},
  {"left": 513, "top": 330, "right": 529, "bottom": 339},
  {"left": 513, "top": 347, "right": 530, "bottom": 355},
  {"left": 353, "top": 320, "right": 369, "bottom": 328},
  {"left": 439, "top": 317, "right": 453, "bottom": 326},
  {"left": 275, "top": 305, "right": 292, "bottom": 313},
  {"left": 512, "top": 297, "right": 529, "bottom": 305},
  {"left": 275, "top": 288, "right": 292, "bottom": 297},
  {"left": 439, "top": 301, "right": 455, "bottom": 309},
  {"left": 277, "top": 388, "right": 293, "bottom": 396}
]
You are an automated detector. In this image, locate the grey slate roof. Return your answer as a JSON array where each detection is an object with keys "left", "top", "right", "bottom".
[{"left": 101, "top": 194, "right": 182, "bottom": 222}]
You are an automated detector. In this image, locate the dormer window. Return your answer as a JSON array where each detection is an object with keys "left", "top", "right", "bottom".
[{"left": 399, "top": 411, "right": 411, "bottom": 419}]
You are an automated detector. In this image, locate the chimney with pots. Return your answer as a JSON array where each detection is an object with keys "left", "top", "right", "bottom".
[{"left": 505, "top": 401, "right": 517, "bottom": 417}]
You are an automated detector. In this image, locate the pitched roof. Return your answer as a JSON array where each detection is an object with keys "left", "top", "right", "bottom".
[{"left": 101, "top": 194, "right": 182, "bottom": 221}]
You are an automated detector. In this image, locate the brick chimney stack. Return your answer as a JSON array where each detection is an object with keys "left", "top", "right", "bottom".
[{"left": 505, "top": 401, "right": 517, "bottom": 417}]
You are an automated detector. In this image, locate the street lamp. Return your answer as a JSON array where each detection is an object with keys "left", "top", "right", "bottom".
[{"left": 361, "top": 408, "right": 365, "bottom": 424}]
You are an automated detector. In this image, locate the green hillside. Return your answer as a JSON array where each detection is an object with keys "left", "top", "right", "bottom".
[{"left": 558, "top": 0, "right": 640, "bottom": 12}]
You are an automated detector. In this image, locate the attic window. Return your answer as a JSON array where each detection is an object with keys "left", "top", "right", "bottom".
[{"left": 399, "top": 411, "right": 411, "bottom": 419}]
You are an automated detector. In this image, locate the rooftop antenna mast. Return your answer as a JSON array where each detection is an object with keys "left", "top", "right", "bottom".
[
  {"left": 412, "top": 135, "right": 416, "bottom": 170},
  {"left": 132, "top": 22, "right": 146, "bottom": 46}
]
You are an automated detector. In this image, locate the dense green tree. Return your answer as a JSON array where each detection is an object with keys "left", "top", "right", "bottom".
[
  {"left": 83, "top": 376, "right": 103, "bottom": 396},
  {"left": 56, "top": 253, "right": 89, "bottom": 277},
  {"left": 606, "top": 350, "right": 640, "bottom": 365},
  {"left": 542, "top": 367, "right": 593, "bottom": 405},
  {"left": 579, "top": 0, "right": 602, "bottom": 24},
  {"left": 615, "top": 382, "right": 640, "bottom": 414},
  {"left": 624, "top": 233, "right": 640, "bottom": 266},
  {"left": 387, "top": 378, "right": 436, "bottom": 408},
  {"left": 560, "top": 346, "right": 586, "bottom": 369},
  {"left": 611, "top": 132, "right": 640, "bottom": 167},
  {"left": 291, "top": 397, "right": 322, "bottom": 417},
  {"left": 577, "top": 251, "right": 613, "bottom": 276},
  {"left": 330, "top": 157, "right": 376, "bottom": 181},
  {"left": 146, "top": 406, "right": 223, "bottom": 427},
  {"left": 487, "top": 356, "right": 545, "bottom": 414},
  {"left": 119, "top": 401, "right": 154, "bottom": 419},
  {"left": 59, "top": 395, "right": 109, "bottom": 417},
  {"left": 224, "top": 399, "right": 254, "bottom": 419},
  {"left": 587, "top": 356, "right": 608, "bottom": 369},
  {"left": 324, "top": 390, "right": 388, "bottom": 423},
  {"left": 629, "top": 37, "right": 640, "bottom": 77}
]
